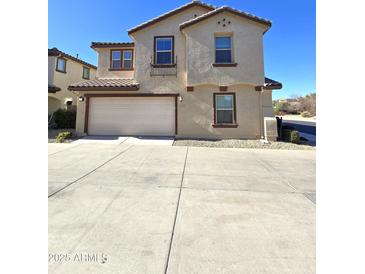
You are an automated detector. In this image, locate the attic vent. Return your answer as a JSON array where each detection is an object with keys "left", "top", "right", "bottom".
[{"left": 217, "top": 19, "right": 231, "bottom": 27}]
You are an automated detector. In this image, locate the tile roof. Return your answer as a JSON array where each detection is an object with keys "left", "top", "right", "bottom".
[
  {"left": 264, "top": 77, "right": 282, "bottom": 90},
  {"left": 180, "top": 6, "right": 272, "bottom": 31},
  {"left": 48, "top": 48, "right": 97, "bottom": 69},
  {"left": 68, "top": 78, "right": 139, "bottom": 91},
  {"left": 48, "top": 84, "right": 61, "bottom": 93},
  {"left": 91, "top": 42, "right": 134, "bottom": 49},
  {"left": 128, "top": 0, "right": 216, "bottom": 35}
]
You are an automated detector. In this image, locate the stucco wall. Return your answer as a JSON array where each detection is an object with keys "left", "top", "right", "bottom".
[
  {"left": 183, "top": 11, "right": 266, "bottom": 86},
  {"left": 177, "top": 85, "right": 261, "bottom": 139},
  {"left": 95, "top": 48, "right": 135, "bottom": 79},
  {"left": 48, "top": 57, "right": 55, "bottom": 85},
  {"left": 73, "top": 6, "right": 273, "bottom": 139},
  {"left": 130, "top": 6, "right": 210, "bottom": 93},
  {"left": 76, "top": 98, "right": 86, "bottom": 134},
  {"left": 74, "top": 85, "right": 262, "bottom": 138},
  {"left": 262, "top": 90, "right": 274, "bottom": 117},
  {"left": 49, "top": 56, "right": 96, "bottom": 112},
  {"left": 48, "top": 97, "right": 61, "bottom": 115}
]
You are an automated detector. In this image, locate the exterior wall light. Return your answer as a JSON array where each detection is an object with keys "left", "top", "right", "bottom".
[
  {"left": 78, "top": 96, "right": 85, "bottom": 102},
  {"left": 178, "top": 96, "right": 183, "bottom": 102}
]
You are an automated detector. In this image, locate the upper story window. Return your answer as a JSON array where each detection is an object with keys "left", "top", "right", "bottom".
[
  {"left": 215, "top": 36, "right": 232, "bottom": 63},
  {"left": 56, "top": 57, "right": 67, "bottom": 73},
  {"left": 111, "top": 50, "right": 122, "bottom": 69},
  {"left": 82, "top": 67, "right": 90, "bottom": 80},
  {"left": 154, "top": 36, "right": 174, "bottom": 65},
  {"left": 123, "top": 50, "right": 133, "bottom": 69},
  {"left": 110, "top": 49, "right": 133, "bottom": 70},
  {"left": 214, "top": 93, "right": 236, "bottom": 125}
]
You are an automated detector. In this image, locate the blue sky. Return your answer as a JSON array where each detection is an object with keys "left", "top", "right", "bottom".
[{"left": 49, "top": 0, "right": 315, "bottom": 99}]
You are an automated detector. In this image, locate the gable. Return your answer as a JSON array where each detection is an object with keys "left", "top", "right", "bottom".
[
  {"left": 180, "top": 6, "right": 271, "bottom": 34},
  {"left": 128, "top": 1, "right": 214, "bottom": 35}
]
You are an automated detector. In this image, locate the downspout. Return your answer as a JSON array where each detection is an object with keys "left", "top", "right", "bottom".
[{"left": 257, "top": 86, "right": 264, "bottom": 139}]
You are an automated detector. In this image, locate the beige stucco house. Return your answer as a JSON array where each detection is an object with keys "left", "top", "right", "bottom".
[
  {"left": 69, "top": 1, "right": 282, "bottom": 139},
  {"left": 48, "top": 48, "right": 97, "bottom": 114}
]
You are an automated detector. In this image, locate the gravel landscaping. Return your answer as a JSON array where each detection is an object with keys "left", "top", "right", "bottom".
[{"left": 173, "top": 139, "right": 315, "bottom": 150}]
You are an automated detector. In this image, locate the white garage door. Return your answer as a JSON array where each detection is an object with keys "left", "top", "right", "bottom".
[{"left": 88, "top": 97, "right": 175, "bottom": 136}]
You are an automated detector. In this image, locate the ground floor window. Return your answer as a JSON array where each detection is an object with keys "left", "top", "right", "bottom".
[{"left": 214, "top": 93, "right": 237, "bottom": 125}]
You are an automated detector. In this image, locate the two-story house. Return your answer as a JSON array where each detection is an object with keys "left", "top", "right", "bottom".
[
  {"left": 69, "top": 1, "right": 282, "bottom": 139},
  {"left": 48, "top": 48, "right": 97, "bottom": 114}
]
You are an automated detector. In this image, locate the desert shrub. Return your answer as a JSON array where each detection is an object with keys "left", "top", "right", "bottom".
[
  {"left": 301, "top": 111, "right": 311, "bottom": 117},
  {"left": 274, "top": 106, "right": 282, "bottom": 115},
  {"left": 298, "top": 93, "right": 316, "bottom": 115},
  {"left": 56, "top": 131, "right": 72, "bottom": 143},
  {"left": 273, "top": 101, "right": 291, "bottom": 115},
  {"left": 282, "top": 129, "right": 300, "bottom": 143},
  {"left": 273, "top": 93, "right": 316, "bottom": 116},
  {"left": 281, "top": 129, "right": 291, "bottom": 142},
  {"left": 53, "top": 109, "right": 76, "bottom": 129},
  {"left": 290, "top": 130, "right": 300, "bottom": 144}
]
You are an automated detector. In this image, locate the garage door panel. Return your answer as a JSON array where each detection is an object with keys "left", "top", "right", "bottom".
[{"left": 88, "top": 97, "right": 175, "bottom": 136}]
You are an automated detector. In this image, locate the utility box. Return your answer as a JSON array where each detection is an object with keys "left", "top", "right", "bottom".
[{"left": 264, "top": 117, "right": 278, "bottom": 141}]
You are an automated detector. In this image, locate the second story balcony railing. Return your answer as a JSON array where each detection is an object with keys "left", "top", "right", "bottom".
[{"left": 150, "top": 56, "right": 177, "bottom": 77}]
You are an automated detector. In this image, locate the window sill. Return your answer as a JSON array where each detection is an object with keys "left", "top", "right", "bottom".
[
  {"left": 212, "top": 124, "right": 239, "bottom": 128},
  {"left": 151, "top": 63, "right": 176, "bottom": 68},
  {"left": 55, "top": 69, "right": 66, "bottom": 73},
  {"left": 82, "top": 77, "right": 90, "bottom": 80},
  {"left": 212, "top": 63, "right": 237, "bottom": 67},
  {"left": 108, "top": 68, "right": 134, "bottom": 71}
]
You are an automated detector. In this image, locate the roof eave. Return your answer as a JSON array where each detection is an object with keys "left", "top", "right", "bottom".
[
  {"left": 48, "top": 48, "right": 97, "bottom": 69},
  {"left": 48, "top": 86, "right": 61, "bottom": 93},
  {"left": 128, "top": 1, "right": 215, "bottom": 35},
  {"left": 68, "top": 85, "right": 140, "bottom": 91},
  {"left": 264, "top": 84, "right": 283, "bottom": 90},
  {"left": 179, "top": 7, "right": 271, "bottom": 33},
  {"left": 90, "top": 42, "right": 135, "bottom": 49}
]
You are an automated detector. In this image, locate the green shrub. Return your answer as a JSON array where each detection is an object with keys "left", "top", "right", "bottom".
[
  {"left": 53, "top": 109, "right": 76, "bottom": 129},
  {"left": 282, "top": 129, "right": 300, "bottom": 143},
  {"left": 56, "top": 131, "right": 72, "bottom": 143},
  {"left": 273, "top": 101, "right": 289, "bottom": 114},
  {"left": 273, "top": 107, "right": 281, "bottom": 115},
  {"left": 282, "top": 129, "right": 291, "bottom": 142},
  {"left": 290, "top": 130, "right": 300, "bottom": 144},
  {"left": 301, "top": 111, "right": 311, "bottom": 117}
]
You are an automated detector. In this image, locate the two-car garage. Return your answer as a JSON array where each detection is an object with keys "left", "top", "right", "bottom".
[{"left": 86, "top": 95, "right": 177, "bottom": 136}]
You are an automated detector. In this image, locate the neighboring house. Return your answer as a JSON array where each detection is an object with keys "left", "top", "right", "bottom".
[
  {"left": 69, "top": 1, "right": 282, "bottom": 138},
  {"left": 48, "top": 48, "right": 97, "bottom": 114}
]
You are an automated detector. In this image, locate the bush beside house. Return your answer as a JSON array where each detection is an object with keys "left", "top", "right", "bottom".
[
  {"left": 53, "top": 109, "right": 76, "bottom": 129},
  {"left": 56, "top": 131, "right": 73, "bottom": 143},
  {"left": 282, "top": 129, "right": 300, "bottom": 144}
]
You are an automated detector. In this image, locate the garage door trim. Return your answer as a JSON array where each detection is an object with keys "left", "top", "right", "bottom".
[{"left": 84, "top": 93, "right": 179, "bottom": 135}]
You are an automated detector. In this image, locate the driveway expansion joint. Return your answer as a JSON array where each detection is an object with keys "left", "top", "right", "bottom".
[
  {"left": 48, "top": 145, "right": 133, "bottom": 198},
  {"left": 181, "top": 186, "right": 298, "bottom": 194},
  {"left": 253, "top": 154, "right": 299, "bottom": 192},
  {"left": 48, "top": 143, "right": 81, "bottom": 156},
  {"left": 164, "top": 147, "right": 189, "bottom": 274}
]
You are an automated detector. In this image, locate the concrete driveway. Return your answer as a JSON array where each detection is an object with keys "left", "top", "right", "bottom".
[{"left": 49, "top": 142, "right": 315, "bottom": 274}]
